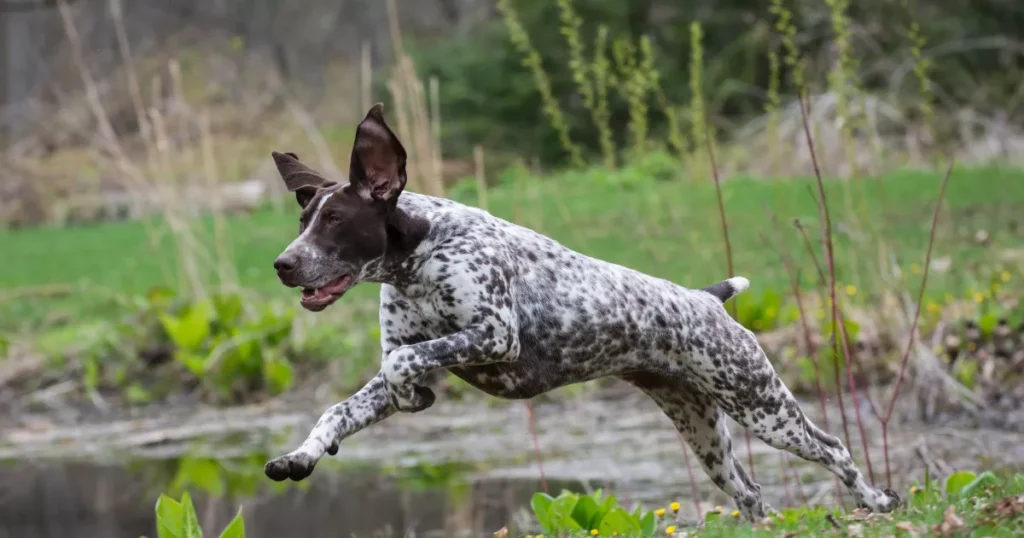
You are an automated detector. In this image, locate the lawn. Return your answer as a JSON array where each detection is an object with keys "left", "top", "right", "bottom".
[{"left": 1, "top": 160, "right": 1022, "bottom": 334}]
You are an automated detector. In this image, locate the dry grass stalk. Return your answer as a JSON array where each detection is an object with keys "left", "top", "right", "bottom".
[
  {"left": 384, "top": 0, "right": 445, "bottom": 197},
  {"left": 361, "top": 41, "right": 372, "bottom": 113}
]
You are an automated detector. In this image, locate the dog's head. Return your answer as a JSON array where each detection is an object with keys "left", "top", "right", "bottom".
[{"left": 272, "top": 103, "right": 408, "bottom": 312}]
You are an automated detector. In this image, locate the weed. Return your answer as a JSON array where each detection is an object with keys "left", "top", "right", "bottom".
[{"left": 147, "top": 491, "right": 244, "bottom": 538}]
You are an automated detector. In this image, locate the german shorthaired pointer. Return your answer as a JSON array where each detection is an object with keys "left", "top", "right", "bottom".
[{"left": 264, "top": 104, "right": 901, "bottom": 521}]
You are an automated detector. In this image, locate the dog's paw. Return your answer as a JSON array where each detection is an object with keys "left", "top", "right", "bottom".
[
  {"left": 265, "top": 451, "right": 319, "bottom": 482},
  {"left": 387, "top": 383, "right": 436, "bottom": 413},
  {"left": 858, "top": 488, "right": 904, "bottom": 513},
  {"left": 880, "top": 488, "right": 904, "bottom": 511}
]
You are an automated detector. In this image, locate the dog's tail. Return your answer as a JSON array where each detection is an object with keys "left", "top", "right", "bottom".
[{"left": 701, "top": 276, "right": 750, "bottom": 303}]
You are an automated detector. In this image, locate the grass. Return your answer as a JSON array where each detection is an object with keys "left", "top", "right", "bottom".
[
  {"left": 2, "top": 159, "right": 1022, "bottom": 334},
  {"left": 521, "top": 472, "right": 1024, "bottom": 537}
]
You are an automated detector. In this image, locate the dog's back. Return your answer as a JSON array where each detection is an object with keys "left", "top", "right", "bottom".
[{"left": 393, "top": 191, "right": 750, "bottom": 394}]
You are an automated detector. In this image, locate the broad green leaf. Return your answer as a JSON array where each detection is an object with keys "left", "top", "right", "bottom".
[
  {"left": 217, "top": 507, "right": 245, "bottom": 538},
  {"left": 639, "top": 512, "right": 657, "bottom": 537},
  {"left": 599, "top": 493, "right": 618, "bottom": 516},
  {"left": 549, "top": 493, "right": 583, "bottom": 531},
  {"left": 570, "top": 495, "right": 601, "bottom": 530},
  {"left": 159, "top": 302, "right": 211, "bottom": 351},
  {"left": 945, "top": 470, "right": 978, "bottom": 497},
  {"left": 530, "top": 492, "right": 555, "bottom": 533},
  {"left": 155, "top": 494, "right": 183, "bottom": 538},
  {"left": 598, "top": 508, "right": 641, "bottom": 535},
  {"left": 176, "top": 351, "right": 208, "bottom": 377},
  {"left": 180, "top": 492, "right": 203, "bottom": 538},
  {"left": 961, "top": 471, "right": 999, "bottom": 497}
]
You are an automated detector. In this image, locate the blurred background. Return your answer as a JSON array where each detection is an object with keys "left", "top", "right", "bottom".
[{"left": 0, "top": 0, "right": 1022, "bottom": 536}]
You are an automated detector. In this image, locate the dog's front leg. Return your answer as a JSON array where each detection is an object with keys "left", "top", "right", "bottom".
[
  {"left": 383, "top": 322, "right": 518, "bottom": 412},
  {"left": 265, "top": 372, "right": 395, "bottom": 481}
]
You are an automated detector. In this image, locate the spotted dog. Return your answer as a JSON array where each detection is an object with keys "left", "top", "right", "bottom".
[{"left": 264, "top": 104, "right": 901, "bottom": 521}]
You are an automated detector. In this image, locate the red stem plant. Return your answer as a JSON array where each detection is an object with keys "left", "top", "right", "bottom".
[
  {"left": 525, "top": 400, "right": 549, "bottom": 494},
  {"left": 796, "top": 95, "right": 877, "bottom": 488},
  {"left": 795, "top": 93, "right": 954, "bottom": 491}
]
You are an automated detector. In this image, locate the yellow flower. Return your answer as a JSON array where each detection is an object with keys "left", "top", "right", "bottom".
[
  {"left": 591, "top": 529, "right": 599, "bottom": 536},
  {"left": 670, "top": 502, "right": 681, "bottom": 513},
  {"left": 927, "top": 302, "right": 940, "bottom": 314},
  {"left": 910, "top": 486, "right": 920, "bottom": 494},
  {"left": 992, "top": 283, "right": 1001, "bottom": 293},
  {"left": 911, "top": 263, "right": 921, "bottom": 274},
  {"left": 665, "top": 526, "right": 677, "bottom": 535},
  {"left": 731, "top": 510, "right": 741, "bottom": 518},
  {"left": 845, "top": 284, "right": 857, "bottom": 297},
  {"left": 1002, "top": 271, "right": 1012, "bottom": 282},
  {"left": 974, "top": 292, "right": 985, "bottom": 304},
  {"left": 655, "top": 508, "right": 666, "bottom": 517}
]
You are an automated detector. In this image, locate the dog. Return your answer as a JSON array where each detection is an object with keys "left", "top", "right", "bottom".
[{"left": 264, "top": 103, "right": 901, "bottom": 521}]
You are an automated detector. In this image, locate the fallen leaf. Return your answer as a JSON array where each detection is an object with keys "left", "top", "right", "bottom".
[
  {"left": 895, "top": 521, "right": 919, "bottom": 537},
  {"left": 992, "top": 494, "right": 1024, "bottom": 518},
  {"left": 492, "top": 526, "right": 508, "bottom": 538},
  {"left": 847, "top": 523, "right": 863, "bottom": 537},
  {"left": 932, "top": 505, "right": 964, "bottom": 536}
]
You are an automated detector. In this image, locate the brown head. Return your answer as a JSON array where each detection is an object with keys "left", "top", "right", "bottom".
[{"left": 272, "top": 103, "right": 417, "bottom": 312}]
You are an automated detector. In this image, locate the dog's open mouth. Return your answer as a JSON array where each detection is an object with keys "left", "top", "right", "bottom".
[{"left": 299, "top": 275, "right": 354, "bottom": 311}]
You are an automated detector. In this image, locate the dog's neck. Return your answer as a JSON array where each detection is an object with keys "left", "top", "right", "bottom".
[{"left": 361, "top": 203, "right": 431, "bottom": 287}]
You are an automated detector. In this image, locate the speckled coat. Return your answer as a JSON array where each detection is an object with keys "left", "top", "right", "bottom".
[{"left": 263, "top": 104, "right": 901, "bottom": 522}]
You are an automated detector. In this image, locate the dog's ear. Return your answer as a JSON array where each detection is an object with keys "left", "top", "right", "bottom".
[
  {"left": 348, "top": 103, "right": 408, "bottom": 206},
  {"left": 271, "top": 151, "right": 336, "bottom": 209}
]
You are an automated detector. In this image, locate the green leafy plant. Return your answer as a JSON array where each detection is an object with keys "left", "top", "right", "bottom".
[
  {"left": 155, "top": 290, "right": 297, "bottom": 400},
  {"left": 530, "top": 489, "right": 658, "bottom": 537},
  {"left": 734, "top": 290, "right": 797, "bottom": 333},
  {"left": 145, "top": 491, "right": 244, "bottom": 538}
]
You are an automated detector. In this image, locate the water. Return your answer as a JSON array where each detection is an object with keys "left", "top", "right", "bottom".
[{"left": 2, "top": 390, "right": 1022, "bottom": 537}]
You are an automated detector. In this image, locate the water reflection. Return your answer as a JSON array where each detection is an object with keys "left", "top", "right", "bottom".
[{"left": 0, "top": 459, "right": 584, "bottom": 538}]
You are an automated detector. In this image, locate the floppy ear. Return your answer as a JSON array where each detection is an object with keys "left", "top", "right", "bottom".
[
  {"left": 348, "top": 103, "right": 408, "bottom": 205},
  {"left": 271, "top": 151, "right": 336, "bottom": 208}
]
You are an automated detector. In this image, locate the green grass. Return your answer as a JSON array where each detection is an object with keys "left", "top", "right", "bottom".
[
  {"left": 2, "top": 160, "right": 1022, "bottom": 334},
  {"left": 527, "top": 472, "right": 1024, "bottom": 537}
]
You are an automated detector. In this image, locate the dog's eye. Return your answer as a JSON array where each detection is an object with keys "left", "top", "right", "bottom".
[{"left": 326, "top": 215, "right": 342, "bottom": 226}]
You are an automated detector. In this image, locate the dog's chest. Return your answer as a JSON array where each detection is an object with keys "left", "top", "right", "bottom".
[{"left": 380, "top": 284, "right": 456, "bottom": 340}]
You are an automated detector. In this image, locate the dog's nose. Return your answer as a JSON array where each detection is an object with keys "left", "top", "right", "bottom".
[{"left": 274, "top": 254, "right": 297, "bottom": 275}]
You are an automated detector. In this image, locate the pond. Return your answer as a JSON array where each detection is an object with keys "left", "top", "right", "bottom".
[{"left": 2, "top": 389, "right": 1022, "bottom": 537}]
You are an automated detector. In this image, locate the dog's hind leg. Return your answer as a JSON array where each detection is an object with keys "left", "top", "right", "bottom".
[
  {"left": 622, "top": 372, "right": 768, "bottom": 522},
  {"left": 708, "top": 329, "right": 902, "bottom": 513}
]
